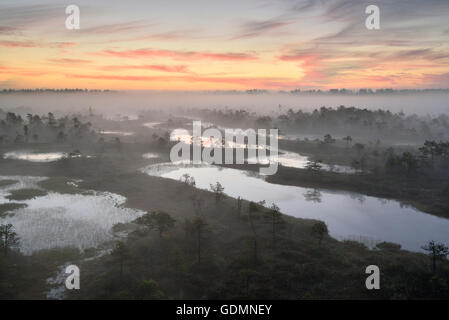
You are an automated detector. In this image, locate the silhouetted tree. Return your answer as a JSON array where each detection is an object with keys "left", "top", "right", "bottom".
[
  {"left": 135, "top": 211, "right": 176, "bottom": 238},
  {"left": 185, "top": 217, "right": 208, "bottom": 264},
  {"left": 305, "top": 160, "right": 322, "bottom": 172},
  {"left": 422, "top": 241, "right": 449, "bottom": 273},
  {"left": 312, "top": 221, "right": 328, "bottom": 246},
  {"left": 111, "top": 241, "right": 129, "bottom": 282},
  {"left": 48, "top": 112, "right": 56, "bottom": 127},
  {"left": 323, "top": 134, "right": 335, "bottom": 144},
  {"left": 210, "top": 182, "right": 225, "bottom": 204},
  {"left": 181, "top": 174, "right": 196, "bottom": 186},
  {"left": 248, "top": 201, "right": 264, "bottom": 264},
  {"left": 265, "top": 203, "right": 283, "bottom": 249},
  {"left": 114, "top": 137, "right": 122, "bottom": 152},
  {"left": 343, "top": 136, "right": 353, "bottom": 146},
  {"left": 0, "top": 224, "right": 20, "bottom": 256},
  {"left": 23, "top": 125, "right": 28, "bottom": 142},
  {"left": 237, "top": 196, "right": 243, "bottom": 215}
]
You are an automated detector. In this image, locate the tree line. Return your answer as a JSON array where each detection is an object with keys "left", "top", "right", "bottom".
[{"left": 0, "top": 110, "right": 96, "bottom": 145}]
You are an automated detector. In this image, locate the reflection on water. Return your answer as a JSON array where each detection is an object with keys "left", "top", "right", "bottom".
[
  {"left": 3, "top": 151, "right": 68, "bottom": 162},
  {"left": 142, "top": 153, "right": 160, "bottom": 159},
  {"left": 100, "top": 131, "right": 134, "bottom": 136},
  {"left": 170, "top": 128, "right": 272, "bottom": 150},
  {"left": 143, "top": 122, "right": 164, "bottom": 128},
  {"left": 141, "top": 163, "right": 449, "bottom": 252},
  {"left": 249, "top": 151, "right": 357, "bottom": 173},
  {"left": 303, "top": 189, "right": 322, "bottom": 203},
  {"left": 142, "top": 161, "right": 208, "bottom": 176},
  {"left": 0, "top": 176, "right": 143, "bottom": 254},
  {"left": 169, "top": 128, "right": 355, "bottom": 173}
]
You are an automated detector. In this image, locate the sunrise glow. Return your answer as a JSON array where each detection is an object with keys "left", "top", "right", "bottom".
[{"left": 1, "top": 0, "right": 449, "bottom": 90}]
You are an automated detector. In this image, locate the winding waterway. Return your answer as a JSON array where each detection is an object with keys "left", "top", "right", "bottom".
[{"left": 142, "top": 162, "right": 449, "bottom": 252}]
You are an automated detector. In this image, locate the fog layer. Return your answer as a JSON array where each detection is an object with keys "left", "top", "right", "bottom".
[{"left": 1, "top": 92, "right": 448, "bottom": 117}]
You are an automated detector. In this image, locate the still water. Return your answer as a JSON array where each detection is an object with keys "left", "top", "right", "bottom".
[
  {"left": 142, "top": 163, "right": 449, "bottom": 252},
  {"left": 0, "top": 176, "right": 143, "bottom": 254},
  {"left": 169, "top": 129, "right": 356, "bottom": 173},
  {"left": 3, "top": 151, "right": 68, "bottom": 162}
]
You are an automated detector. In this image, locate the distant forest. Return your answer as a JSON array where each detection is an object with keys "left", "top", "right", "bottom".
[
  {"left": 1, "top": 88, "right": 448, "bottom": 95},
  {"left": 0, "top": 110, "right": 95, "bottom": 144},
  {"left": 197, "top": 106, "right": 449, "bottom": 141},
  {"left": 0, "top": 89, "right": 113, "bottom": 94}
]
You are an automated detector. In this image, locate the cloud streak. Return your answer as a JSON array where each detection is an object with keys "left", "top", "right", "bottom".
[
  {"left": 0, "top": 3, "right": 62, "bottom": 30},
  {"left": 78, "top": 21, "right": 157, "bottom": 35},
  {"left": 231, "top": 17, "right": 292, "bottom": 40},
  {"left": 100, "top": 64, "right": 190, "bottom": 73},
  {"left": 47, "top": 58, "right": 92, "bottom": 64},
  {"left": 65, "top": 73, "right": 300, "bottom": 88},
  {"left": 1, "top": 0, "right": 449, "bottom": 89},
  {"left": 94, "top": 48, "right": 258, "bottom": 61},
  {"left": 0, "top": 40, "right": 75, "bottom": 48}
]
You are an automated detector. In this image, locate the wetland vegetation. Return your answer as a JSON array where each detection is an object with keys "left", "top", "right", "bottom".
[{"left": 1, "top": 101, "right": 449, "bottom": 299}]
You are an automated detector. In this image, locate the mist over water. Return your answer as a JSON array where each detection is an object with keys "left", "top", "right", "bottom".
[{"left": 1, "top": 91, "right": 449, "bottom": 117}]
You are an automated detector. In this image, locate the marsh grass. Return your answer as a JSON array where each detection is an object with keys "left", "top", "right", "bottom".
[
  {"left": 5, "top": 188, "right": 48, "bottom": 201},
  {"left": 1, "top": 138, "right": 448, "bottom": 299},
  {"left": 0, "top": 203, "right": 27, "bottom": 217},
  {"left": 38, "top": 177, "right": 81, "bottom": 194}
]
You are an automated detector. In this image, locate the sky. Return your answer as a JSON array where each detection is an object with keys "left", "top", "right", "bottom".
[{"left": 1, "top": 0, "right": 449, "bottom": 91}]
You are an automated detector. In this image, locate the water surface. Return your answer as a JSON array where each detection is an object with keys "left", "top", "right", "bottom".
[
  {"left": 3, "top": 151, "right": 68, "bottom": 162},
  {"left": 142, "top": 152, "right": 160, "bottom": 159},
  {"left": 100, "top": 131, "right": 134, "bottom": 136},
  {"left": 142, "top": 163, "right": 449, "bottom": 252},
  {"left": 0, "top": 176, "right": 143, "bottom": 254}
]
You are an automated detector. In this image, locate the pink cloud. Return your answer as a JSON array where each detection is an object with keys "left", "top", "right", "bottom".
[
  {"left": 100, "top": 64, "right": 190, "bottom": 73},
  {"left": 66, "top": 73, "right": 297, "bottom": 87},
  {"left": 0, "top": 40, "right": 36, "bottom": 48},
  {"left": 94, "top": 48, "right": 258, "bottom": 61},
  {"left": 0, "top": 66, "right": 49, "bottom": 76},
  {"left": 47, "top": 58, "right": 92, "bottom": 64},
  {"left": 0, "top": 40, "right": 75, "bottom": 48}
]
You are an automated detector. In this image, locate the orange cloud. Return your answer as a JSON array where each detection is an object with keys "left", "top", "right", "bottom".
[
  {"left": 0, "top": 40, "right": 75, "bottom": 48},
  {"left": 277, "top": 54, "right": 319, "bottom": 62},
  {"left": 0, "top": 65, "right": 49, "bottom": 77},
  {"left": 66, "top": 73, "right": 298, "bottom": 88},
  {"left": 0, "top": 40, "right": 36, "bottom": 48},
  {"left": 100, "top": 64, "right": 190, "bottom": 73},
  {"left": 94, "top": 49, "right": 258, "bottom": 61},
  {"left": 47, "top": 58, "right": 92, "bottom": 64}
]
